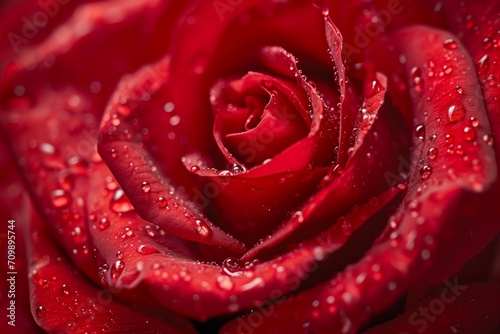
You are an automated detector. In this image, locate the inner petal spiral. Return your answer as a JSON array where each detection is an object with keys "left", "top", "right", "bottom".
[{"left": 211, "top": 72, "right": 311, "bottom": 167}]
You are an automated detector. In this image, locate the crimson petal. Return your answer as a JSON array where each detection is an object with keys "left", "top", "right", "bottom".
[
  {"left": 98, "top": 61, "right": 245, "bottom": 253},
  {"left": 365, "top": 282, "right": 500, "bottom": 334},
  {"left": 26, "top": 205, "right": 197, "bottom": 333}
]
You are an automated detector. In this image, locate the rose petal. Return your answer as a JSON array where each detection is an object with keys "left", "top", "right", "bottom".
[
  {"left": 26, "top": 204, "right": 197, "bottom": 333},
  {"left": 0, "top": 0, "right": 178, "bottom": 282},
  {"left": 0, "top": 139, "right": 42, "bottom": 333},
  {"left": 97, "top": 62, "right": 246, "bottom": 253},
  {"left": 365, "top": 282, "right": 500, "bottom": 334}
]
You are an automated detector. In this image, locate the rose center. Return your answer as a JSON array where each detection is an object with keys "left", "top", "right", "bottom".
[{"left": 211, "top": 72, "right": 310, "bottom": 167}]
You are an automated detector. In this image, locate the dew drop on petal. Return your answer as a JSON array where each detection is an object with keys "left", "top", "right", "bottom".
[
  {"left": 195, "top": 219, "right": 211, "bottom": 237},
  {"left": 222, "top": 257, "right": 244, "bottom": 276},
  {"left": 477, "top": 54, "right": 490, "bottom": 76},
  {"left": 98, "top": 217, "right": 110, "bottom": 231},
  {"left": 415, "top": 124, "right": 426, "bottom": 140},
  {"left": 469, "top": 117, "right": 479, "bottom": 128},
  {"left": 157, "top": 196, "right": 168, "bottom": 208},
  {"left": 50, "top": 189, "right": 72, "bottom": 208},
  {"left": 443, "top": 38, "right": 458, "bottom": 49},
  {"left": 136, "top": 244, "right": 160, "bottom": 255},
  {"left": 164, "top": 102, "right": 175, "bottom": 113},
  {"left": 368, "top": 78, "right": 383, "bottom": 98},
  {"left": 410, "top": 67, "right": 424, "bottom": 93},
  {"left": 111, "top": 189, "right": 134, "bottom": 213},
  {"left": 419, "top": 165, "right": 433, "bottom": 179},
  {"left": 483, "top": 134, "right": 494, "bottom": 146},
  {"left": 448, "top": 105, "right": 465, "bottom": 123},
  {"left": 36, "top": 306, "right": 47, "bottom": 318},
  {"left": 61, "top": 284, "right": 70, "bottom": 296},
  {"left": 445, "top": 134, "right": 454, "bottom": 144},
  {"left": 216, "top": 275, "right": 234, "bottom": 291},
  {"left": 427, "top": 147, "right": 438, "bottom": 160},
  {"left": 463, "top": 126, "right": 476, "bottom": 141},
  {"left": 111, "top": 260, "right": 125, "bottom": 281},
  {"left": 141, "top": 181, "right": 151, "bottom": 193}
]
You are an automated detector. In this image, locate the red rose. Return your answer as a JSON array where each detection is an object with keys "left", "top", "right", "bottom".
[{"left": 1, "top": 0, "right": 499, "bottom": 333}]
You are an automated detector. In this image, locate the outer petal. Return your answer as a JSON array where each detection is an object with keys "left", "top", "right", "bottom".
[
  {"left": 365, "top": 282, "right": 500, "bottom": 334},
  {"left": 26, "top": 204, "right": 197, "bottom": 333},
  {"left": 0, "top": 139, "right": 42, "bottom": 333},
  {"left": 0, "top": 0, "right": 179, "bottom": 283}
]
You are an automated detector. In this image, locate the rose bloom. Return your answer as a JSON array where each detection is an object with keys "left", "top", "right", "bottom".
[{"left": 1, "top": 0, "right": 499, "bottom": 333}]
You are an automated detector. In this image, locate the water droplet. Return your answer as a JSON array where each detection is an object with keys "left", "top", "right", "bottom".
[
  {"left": 415, "top": 124, "right": 426, "bottom": 140},
  {"left": 368, "top": 78, "right": 383, "bottom": 97},
  {"left": 477, "top": 55, "right": 490, "bottom": 76},
  {"left": 469, "top": 117, "right": 479, "bottom": 128},
  {"left": 216, "top": 276, "right": 234, "bottom": 291},
  {"left": 157, "top": 196, "right": 168, "bottom": 208},
  {"left": 111, "top": 260, "right": 125, "bottom": 281},
  {"left": 61, "top": 284, "right": 70, "bottom": 296},
  {"left": 445, "top": 134, "right": 454, "bottom": 144},
  {"left": 443, "top": 39, "right": 458, "bottom": 49},
  {"left": 116, "top": 251, "right": 124, "bottom": 260},
  {"left": 164, "top": 102, "right": 175, "bottom": 113},
  {"left": 70, "top": 226, "right": 87, "bottom": 245},
  {"left": 50, "top": 189, "right": 72, "bottom": 208},
  {"left": 427, "top": 147, "right": 438, "bottom": 160},
  {"left": 443, "top": 65, "right": 453, "bottom": 75},
  {"left": 410, "top": 67, "right": 424, "bottom": 93},
  {"left": 110, "top": 189, "right": 134, "bottom": 213},
  {"left": 222, "top": 257, "right": 244, "bottom": 276},
  {"left": 111, "top": 115, "right": 121, "bottom": 126},
  {"left": 483, "top": 37, "right": 493, "bottom": 50},
  {"left": 136, "top": 244, "right": 160, "bottom": 255},
  {"left": 190, "top": 165, "right": 200, "bottom": 173},
  {"left": 36, "top": 306, "right": 47, "bottom": 318},
  {"left": 123, "top": 227, "right": 134, "bottom": 237},
  {"left": 448, "top": 105, "right": 465, "bottom": 123},
  {"left": 408, "top": 200, "right": 421, "bottom": 213},
  {"left": 110, "top": 149, "right": 117, "bottom": 159},
  {"left": 141, "top": 181, "right": 151, "bottom": 193},
  {"left": 98, "top": 217, "right": 110, "bottom": 231},
  {"left": 463, "top": 126, "right": 476, "bottom": 141},
  {"left": 419, "top": 165, "right": 433, "bottom": 179},
  {"left": 169, "top": 115, "right": 181, "bottom": 126},
  {"left": 195, "top": 219, "right": 211, "bottom": 237},
  {"left": 483, "top": 134, "right": 494, "bottom": 146},
  {"left": 455, "top": 85, "right": 463, "bottom": 95},
  {"left": 116, "top": 104, "right": 131, "bottom": 117},
  {"left": 231, "top": 164, "right": 246, "bottom": 174},
  {"left": 292, "top": 211, "right": 304, "bottom": 223}
]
